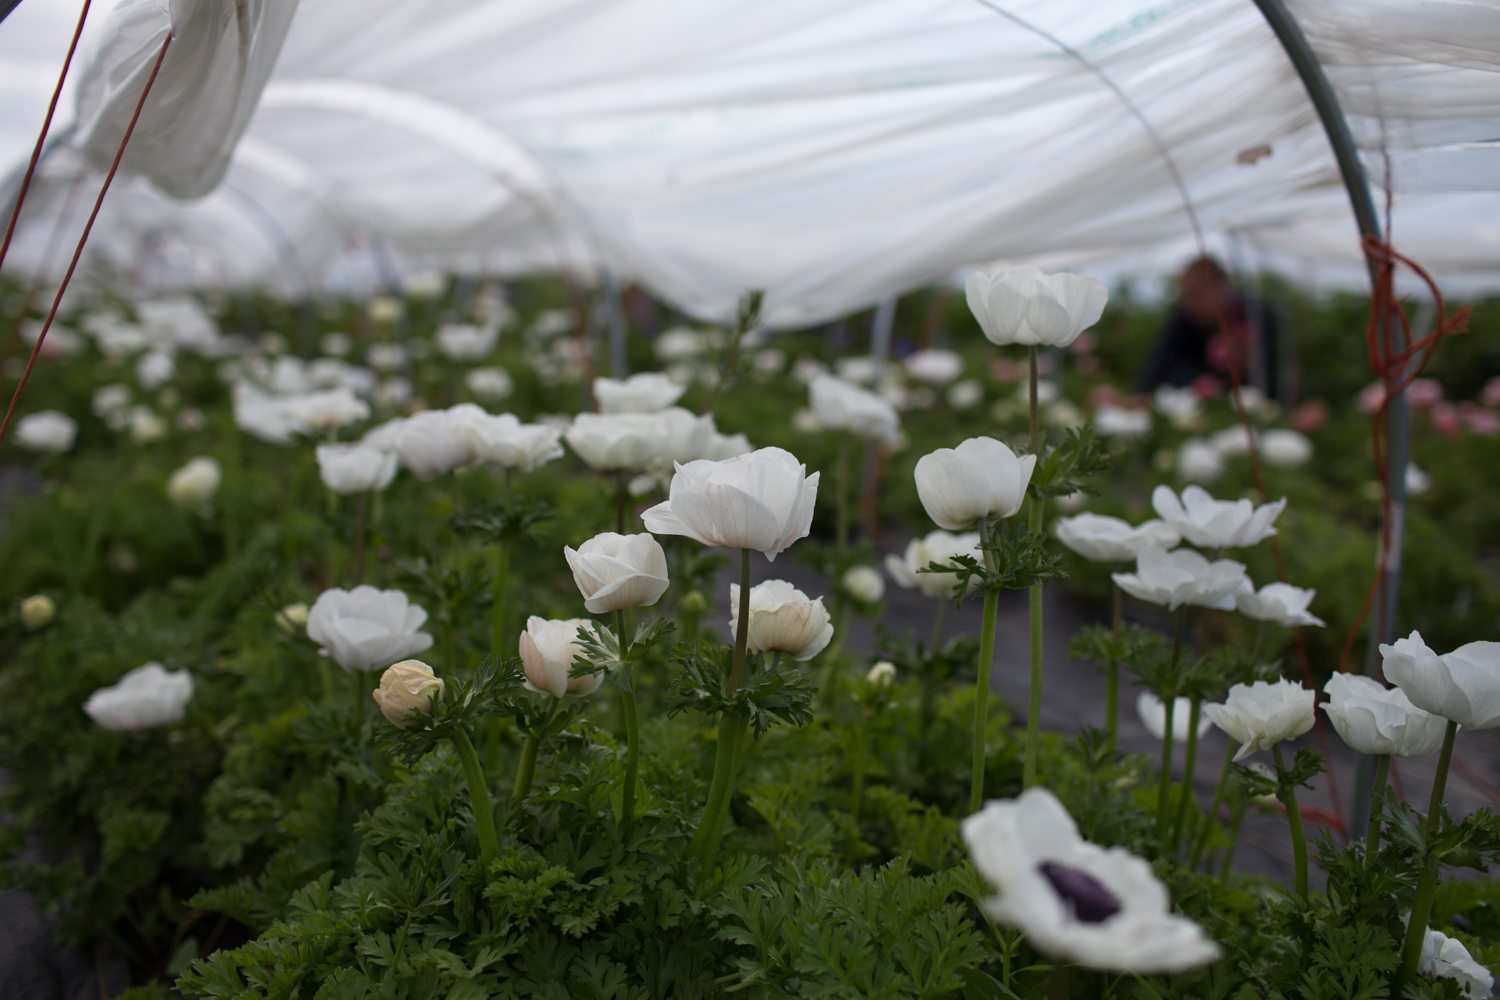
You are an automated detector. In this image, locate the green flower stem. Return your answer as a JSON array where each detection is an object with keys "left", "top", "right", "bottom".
[
  {"left": 817, "top": 599, "right": 849, "bottom": 706},
  {"left": 617, "top": 609, "right": 640, "bottom": 826},
  {"left": 971, "top": 585, "right": 1000, "bottom": 813},
  {"left": 1154, "top": 612, "right": 1186, "bottom": 835},
  {"left": 1192, "top": 741, "right": 1236, "bottom": 867},
  {"left": 1219, "top": 802, "right": 1247, "bottom": 878},
  {"left": 513, "top": 731, "right": 540, "bottom": 801},
  {"left": 452, "top": 728, "right": 499, "bottom": 867},
  {"left": 1105, "top": 585, "right": 1122, "bottom": 753},
  {"left": 1171, "top": 697, "right": 1203, "bottom": 855},
  {"left": 620, "top": 690, "right": 641, "bottom": 824},
  {"left": 224, "top": 421, "right": 242, "bottom": 563},
  {"left": 1364, "top": 754, "right": 1390, "bottom": 855},
  {"left": 1396, "top": 718, "right": 1459, "bottom": 991},
  {"left": 1273, "top": 744, "right": 1308, "bottom": 897},
  {"left": 928, "top": 599, "right": 947, "bottom": 653},
  {"left": 727, "top": 549, "right": 752, "bottom": 695},
  {"left": 692, "top": 549, "right": 755, "bottom": 864},
  {"left": 351, "top": 491, "right": 369, "bottom": 581},
  {"left": 614, "top": 471, "right": 629, "bottom": 534},
  {"left": 1156, "top": 696, "right": 1176, "bottom": 838},
  {"left": 489, "top": 540, "right": 509, "bottom": 660},
  {"left": 693, "top": 708, "right": 749, "bottom": 865},
  {"left": 350, "top": 669, "right": 366, "bottom": 734},
  {"left": 1022, "top": 345, "right": 1045, "bottom": 790}
]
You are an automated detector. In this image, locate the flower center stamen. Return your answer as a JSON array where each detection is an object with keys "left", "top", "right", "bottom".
[{"left": 1038, "top": 861, "right": 1122, "bottom": 924}]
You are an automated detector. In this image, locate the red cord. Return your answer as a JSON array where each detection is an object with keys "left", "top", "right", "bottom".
[
  {"left": 1335, "top": 237, "right": 1469, "bottom": 679},
  {"left": 0, "top": 0, "right": 93, "bottom": 279},
  {"left": 0, "top": 33, "right": 173, "bottom": 448}
]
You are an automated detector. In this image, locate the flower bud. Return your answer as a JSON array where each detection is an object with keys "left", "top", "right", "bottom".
[
  {"left": 20, "top": 594, "right": 55, "bottom": 631},
  {"left": 371, "top": 659, "right": 445, "bottom": 728},
  {"left": 519, "top": 616, "right": 602, "bottom": 698},
  {"left": 678, "top": 590, "right": 709, "bottom": 617},
  {"left": 841, "top": 565, "right": 885, "bottom": 604},
  {"left": 275, "top": 602, "right": 309, "bottom": 633},
  {"left": 167, "top": 456, "right": 222, "bottom": 508},
  {"left": 913, "top": 437, "right": 1035, "bottom": 531},
  {"left": 729, "top": 580, "right": 834, "bottom": 661},
  {"left": 866, "top": 661, "right": 897, "bottom": 687},
  {"left": 564, "top": 532, "right": 670, "bottom": 614}
]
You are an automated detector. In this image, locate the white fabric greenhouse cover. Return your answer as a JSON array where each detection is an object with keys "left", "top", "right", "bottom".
[{"left": 0, "top": 0, "right": 1497, "bottom": 323}]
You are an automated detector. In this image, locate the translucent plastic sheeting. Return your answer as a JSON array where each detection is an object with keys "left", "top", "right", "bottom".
[
  {"left": 72, "top": 0, "right": 298, "bottom": 198},
  {"left": 1, "top": 0, "right": 1498, "bottom": 320}
]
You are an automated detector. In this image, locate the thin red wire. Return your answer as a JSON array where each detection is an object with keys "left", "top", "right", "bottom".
[
  {"left": 1334, "top": 238, "right": 1470, "bottom": 681},
  {"left": 0, "top": 33, "right": 173, "bottom": 448},
  {"left": 0, "top": 0, "right": 94, "bottom": 278}
]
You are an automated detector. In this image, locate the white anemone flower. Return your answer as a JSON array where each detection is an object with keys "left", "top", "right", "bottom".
[
  {"left": 1235, "top": 582, "right": 1325, "bottom": 628},
  {"left": 594, "top": 372, "right": 685, "bottom": 413},
  {"left": 962, "top": 788, "right": 1221, "bottom": 973},
  {"left": 1322, "top": 674, "right": 1447, "bottom": 758},
  {"left": 463, "top": 412, "right": 565, "bottom": 472},
  {"left": 14, "top": 411, "right": 78, "bottom": 453},
  {"left": 316, "top": 443, "right": 399, "bottom": 495},
  {"left": 1203, "top": 679, "right": 1315, "bottom": 762},
  {"left": 306, "top": 586, "right": 434, "bottom": 673},
  {"left": 1176, "top": 439, "right": 1225, "bottom": 483},
  {"left": 641, "top": 447, "right": 818, "bottom": 561},
  {"left": 964, "top": 265, "right": 1108, "bottom": 349},
  {"left": 518, "top": 616, "right": 602, "bottom": 698},
  {"left": 885, "top": 530, "right": 982, "bottom": 600},
  {"left": 1136, "top": 692, "right": 1212, "bottom": 743},
  {"left": 1111, "top": 547, "right": 1249, "bottom": 611},
  {"left": 903, "top": 349, "right": 964, "bottom": 386},
  {"left": 564, "top": 532, "right": 670, "bottom": 614},
  {"left": 1381, "top": 631, "right": 1500, "bottom": 730},
  {"left": 729, "top": 580, "right": 834, "bottom": 661},
  {"left": 564, "top": 412, "right": 665, "bottom": 471},
  {"left": 83, "top": 663, "right": 194, "bottom": 731},
  {"left": 809, "top": 373, "right": 900, "bottom": 441},
  {"left": 1151, "top": 485, "right": 1286, "bottom": 549},
  {"left": 1055, "top": 514, "right": 1180, "bottom": 564},
  {"left": 1419, "top": 927, "right": 1494, "bottom": 999},
  {"left": 914, "top": 436, "right": 1035, "bottom": 531}
]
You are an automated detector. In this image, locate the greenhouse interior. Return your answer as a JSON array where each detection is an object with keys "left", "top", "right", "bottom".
[{"left": 1, "top": 0, "right": 1498, "bottom": 997}]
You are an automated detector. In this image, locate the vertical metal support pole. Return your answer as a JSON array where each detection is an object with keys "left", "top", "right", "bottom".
[{"left": 1251, "top": 0, "right": 1407, "bottom": 840}]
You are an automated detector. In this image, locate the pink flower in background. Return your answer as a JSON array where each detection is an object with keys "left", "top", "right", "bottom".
[
  {"left": 990, "top": 357, "right": 1024, "bottom": 381},
  {"left": 1075, "top": 355, "right": 1101, "bottom": 376},
  {"left": 1190, "top": 374, "right": 1223, "bottom": 399},
  {"left": 1291, "top": 401, "right": 1329, "bottom": 433},
  {"left": 1406, "top": 377, "right": 1443, "bottom": 410},
  {"left": 1356, "top": 382, "right": 1386, "bottom": 415},
  {"left": 1070, "top": 330, "right": 1097, "bottom": 354},
  {"left": 1430, "top": 403, "right": 1461, "bottom": 438},
  {"left": 1481, "top": 376, "right": 1500, "bottom": 408},
  {"left": 1463, "top": 406, "right": 1500, "bottom": 436},
  {"left": 1088, "top": 385, "right": 1122, "bottom": 408}
]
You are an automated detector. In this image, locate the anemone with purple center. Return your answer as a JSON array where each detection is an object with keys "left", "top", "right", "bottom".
[{"left": 962, "top": 788, "right": 1222, "bottom": 974}]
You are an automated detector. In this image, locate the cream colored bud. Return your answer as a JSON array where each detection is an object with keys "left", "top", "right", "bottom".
[
  {"left": 372, "top": 659, "right": 445, "bottom": 728},
  {"left": 20, "top": 594, "right": 55, "bottom": 631},
  {"left": 275, "top": 602, "right": 309, "bottom": 633}
]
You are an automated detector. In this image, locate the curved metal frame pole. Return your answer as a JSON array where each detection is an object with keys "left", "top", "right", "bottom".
[{"left": 1251, "top": 0, "right": 1407, "bottom": 841}]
